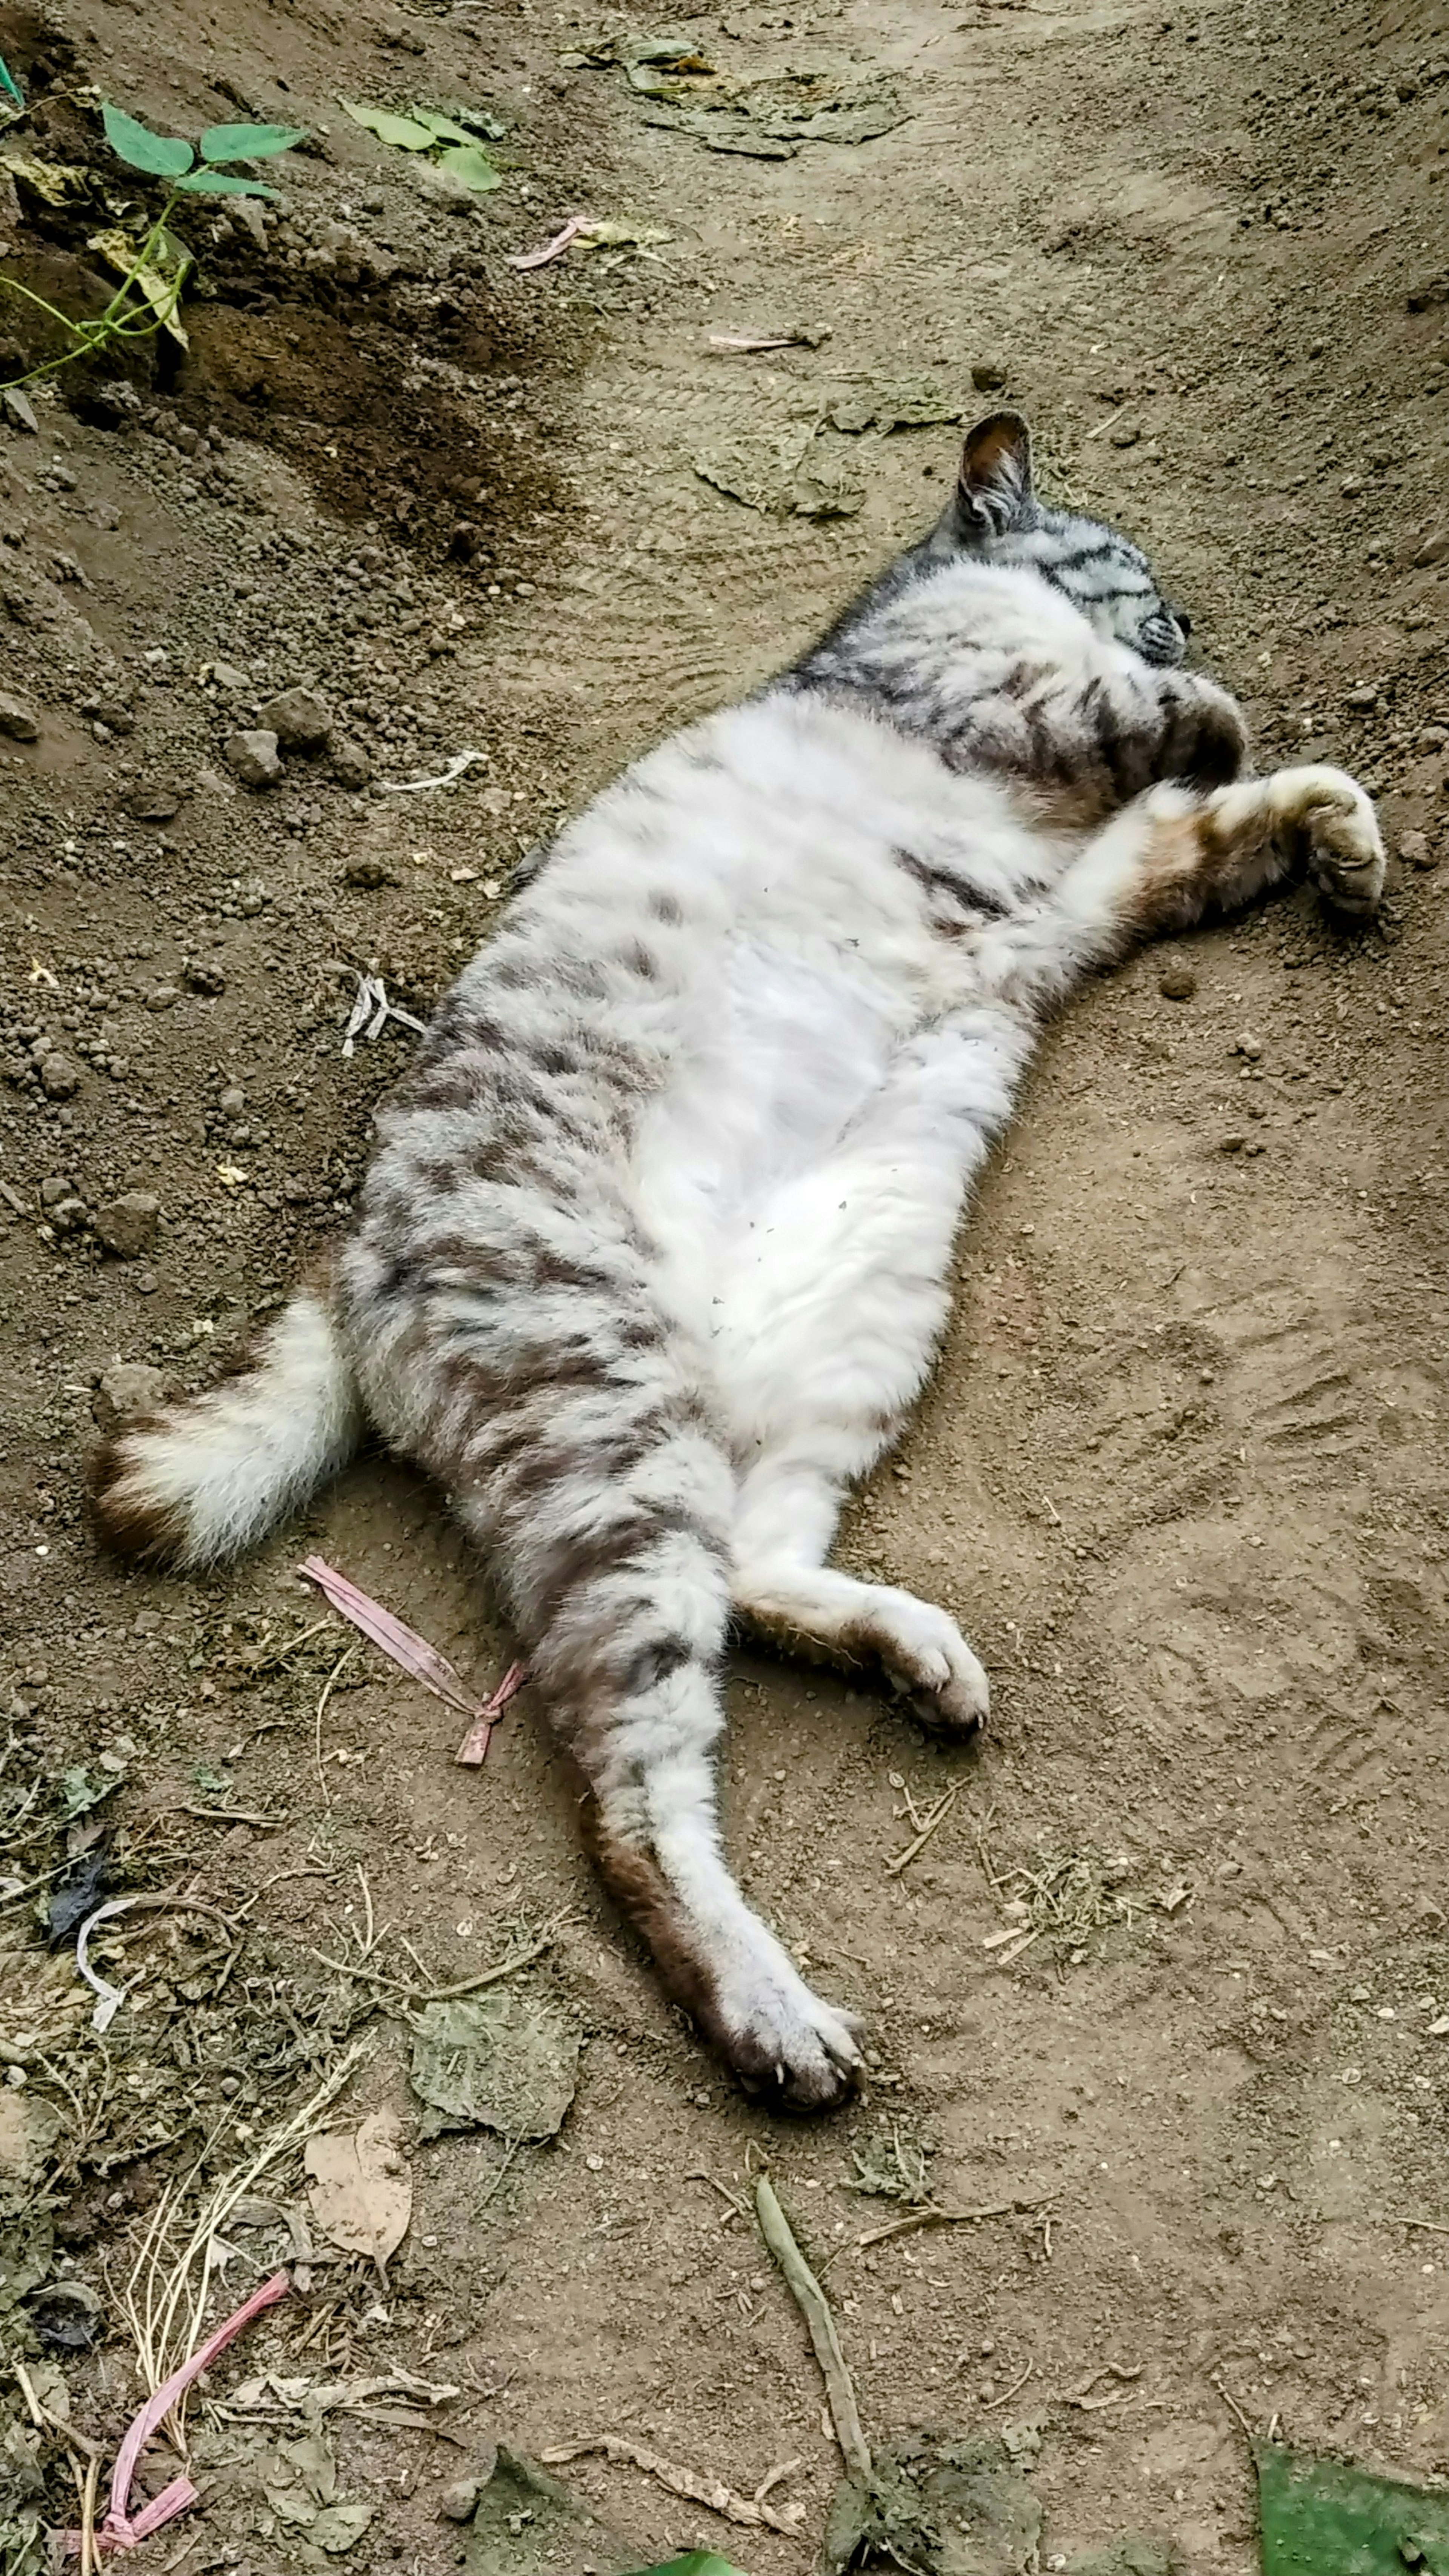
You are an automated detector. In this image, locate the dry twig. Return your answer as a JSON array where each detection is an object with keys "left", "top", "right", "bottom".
[
  {"left": 540, "top": 2435, "right": 803, "bottom": 2535},
  {"left": 854, "top": 2191, "right": 1054, "bottom": 2252}
]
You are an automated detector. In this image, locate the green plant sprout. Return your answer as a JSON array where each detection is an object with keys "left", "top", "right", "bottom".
[{"left": 0, "top": 102, "right": 305, "bottom": 390}]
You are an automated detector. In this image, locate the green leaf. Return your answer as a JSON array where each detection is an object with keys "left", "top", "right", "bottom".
[
  {"left": 101, "top": 103, "right": 193, "bottom": 178},
  {"left": 623, "top": 2559, "right": 748, "bottom": 2576},
  {"left": 1257, "top": 2441, "right": 1449, "bottom": 2575},
  {"left": 174, "top": 170, "right": 279, "bottom": 196},
  {"left": 199, "top": 120, "right": 307, "bottom": 161},
  {"left": 405, "top": 106, "right": 474, "bottom": 144},
  {"left": 433, "top": 141, "right": 502, "bottom": 191},
  {"left": 338, "top": 98, "right": 437, "bottom": 149}
]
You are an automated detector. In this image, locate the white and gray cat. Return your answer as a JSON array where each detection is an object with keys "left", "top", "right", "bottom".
[{"left": 93, "top": 413, "right": 1385, "bottom": 2109}]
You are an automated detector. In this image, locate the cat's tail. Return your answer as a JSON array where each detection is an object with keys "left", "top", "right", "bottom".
[{"left": 89, "top": 1275, "right": 363, "bottom": 1569}]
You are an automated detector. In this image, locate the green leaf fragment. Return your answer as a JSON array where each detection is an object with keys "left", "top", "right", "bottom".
[
  {"left": 432, "top": 142, "right": 501, "bottom": 190},
  {"left": 623, "top": 2560, "right": 748, "bottom": 2576},
  {"left": 198, "top": 120, "right": 307, "bottom": 161},
  {"left": 1257, "top": 2441, "right": 1449, "bottom": 2575},
  {"left": 101, "top": 103, "right": 193, "bottom": 177},
  {"left": 338, "top": 98, "right": 437, "bottom": 149},
  {"left": 405, "top": 106, "right": 475, "bottom": 143},
  {"left": 174, "top": 170, "right": 278, "bottom": 195}
]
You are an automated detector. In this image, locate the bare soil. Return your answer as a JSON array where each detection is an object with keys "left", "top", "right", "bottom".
[{"left": 1, "top": 0, "right": 1447, "bottom": 2565}]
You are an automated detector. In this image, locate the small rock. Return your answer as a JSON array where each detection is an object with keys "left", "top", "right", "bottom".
[
  {"left": 1158, "top": 959, "right": 1197, "bottom": 1001},
  {"left": 378, "top": 9, "right": 426, "bottom": 47},
  {"left": 38, "top": 1176, "right": 75, "bottom": 1208},
  {"left": 225, "top": 727, "right": 282, "bottom": 789},
  {"left": 1109, "top": 418, "right": 1141, "bottom": 448},
  {"left": 1234, "top": 1032, "right": 1263, "bottom": 1060},
  {"left": 82, "top": 696, "right": 134, "bottom": 735},
  {"left": 2, "top": 386, "right": 38, "bottom": 433},
  {"left": 971, "top": 358, "right": 1007, "bottom": 391},
  {"left": 219, "top": 1084, "right": 246, "bottom": 1116},
  {"left": 48, "top": 1197, "right": 89, "bottom": 1236},
  {"left": 144, "top": 985, "right": 180, "bottom": 1011},
  {"left": 438, "top": 2477, "right": 481, "bottom": 2524},
  {"left": 331, "top": 738, "right": 372, "bottom": 791},
  {"left": 343, "top": 855, "right": 396, "bottom": 888},
  {"left": 258, "top": 686, "right": 332, "bottom": 754},
  {"left": 92, "top": 1360, "right": 166, "bottom": 1432},
  {"left": 211, "top": 661, "right": 249, "bottom": 692},
  {"left": 38, "top": 1052, "right": 80, "bottom": 1100},
  {"left": 125, "top": 783, "right": 181, "bottom": 821},
  {"left": 1400, "top": 829, "right": 1438, "bottom": 870},
  {"left": 95, "top": 1191, "right": 160, "bottom": 1260},
  {"left": 1414, "top": 529, "right": 1449, "bottom": 568},
  {"left": 183, "top": 959, "right": 227, "bottom": 995},
  {"left": 0, "top": 690, "right": 39, "bottom": 742},
  {"left": 1345, "top": 684, "right": 1378, "bottom": 711},
  {"left": 1219, "top": 1133, "right": 1246, "bottom": 1154}
]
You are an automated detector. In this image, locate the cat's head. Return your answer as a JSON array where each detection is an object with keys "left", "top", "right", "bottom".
[{"left": 934, "top": 410, "right": 1191, "bottom": 667}]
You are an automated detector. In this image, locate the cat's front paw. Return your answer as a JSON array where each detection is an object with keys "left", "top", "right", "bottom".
[
  {"left": 712, "top": 1945, "right": 864, "bottom": 2112},
  {"left": 1269, "top": 764, "right": 1386, "bottom": 917}
]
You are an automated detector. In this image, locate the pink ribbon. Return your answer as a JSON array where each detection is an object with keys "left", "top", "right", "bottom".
[
  {"left": 65, "top": 2271, "right": 290, "bottom": 2555},
  {"left": 298, "top": 1555, "right": 527, "bottom": 1762}
]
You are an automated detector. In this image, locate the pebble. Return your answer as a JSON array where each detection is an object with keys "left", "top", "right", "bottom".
[
  {"left": 125, "top": 783, "right": 181, "bottom": 821},
  {"left": 1414, "top": 529, "right": 1449, "bottom": 567},
  {"left": 1220, "top": 1133, "right": 1246, "bottom": 1154},
  {"left": 258, "top": 686, "right": 332, "bottom": 754},
  {"left": 183, "top": 959, "right": 227, "bottom": 995},
  {"left": 1400, "top": 829, "right": 1438, "bottom": 870},
  {"left": 331, "top": 738, "right": 372, "bottom": 790},
  {"left": 1110, "top": 418, "right": 1141, "bottom": 448},
  {"left": 211, "top": 662, "right": 249, "bottom": 692},
  {"left": 225, "top": 727, "right": 282, "bottom": 789},
  {"left": 438, "top": 2478, "right": 481, "bottom": 2523},
  {"left": 48, "top": 1197, "right": 89, "bottom": 1236},
  {"left": 1158, "top": 959, "right": 1197, "bottom": 1000},
  {"left": 971, "top": 358, "right": 1007, "bottom": 390},
  {"left": 219, "top": 1085, "right": 246, "bottom": 1116},
  {"left": 92, "top": 1360, "right": 166, "bottom": 1433},
  {"left": 38, "top": 1052, "right": 81, "bottom": 1100},
  {"left": 343, "top": 855, "right": 396, "bottom": 887},
  {"left": 95, "top": 1191, "right": 160, "bottom": 1260},
  {"left": 0, "top": 690, "right": 40, "bottom": 742}
]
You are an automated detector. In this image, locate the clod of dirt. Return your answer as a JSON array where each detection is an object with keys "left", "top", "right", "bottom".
[
  {"left": 36, "top": 1052, "right": 80, "bottom": 1100},
  {"left": 1157, "top": 958, "right": 1197, "bottom": 1000},
  {"left": 0, "top": 689, "right": 38, "bottom": 740},
  {"left": 824, "top": 2435, "right": 1042, "bottom": 2576},
  {"left": 331, "top": 740, "right": 372, "bottom": 790},
  {"left": 94, "top": 1192, "right": 159, "bottom": 1260},
  {"left": 1066, "top": 2541, "right": 1178, "bottom": 2576},
  {"left": 409, "top": 1990, "right": 579, "bottom": 2141},
  {"left": 226, "top": 727, "right": 283, "bottom": 789},
  {"left": 260, "top": 686, "right": 332, "bottom": 754},
  {"left": 92, "top": 1360, "right": 166, "bottom": 1429}
]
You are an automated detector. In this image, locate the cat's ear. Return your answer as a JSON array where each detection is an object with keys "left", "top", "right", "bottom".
[{"left": 955, "top": 411, "right": 1034, "bottom": 538}]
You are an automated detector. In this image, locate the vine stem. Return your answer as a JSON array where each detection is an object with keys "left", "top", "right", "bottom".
[{"left": 1, "top": 182, "right": 185, "bottom": 391}]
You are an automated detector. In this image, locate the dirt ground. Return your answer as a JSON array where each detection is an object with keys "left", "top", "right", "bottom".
[{"left": 1, "top": 0, "right": 1447, "bottom": 2562}]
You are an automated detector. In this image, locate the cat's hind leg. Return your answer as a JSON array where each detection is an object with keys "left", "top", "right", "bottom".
[
  {"left": 731, "top": 1451, "right": 989, "bottom": 1735},
  {"left": 712, "top": 1020, "right": 1020, "bottom": 1734}
]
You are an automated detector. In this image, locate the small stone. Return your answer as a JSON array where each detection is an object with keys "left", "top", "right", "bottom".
[
  {"left": 1158, "top": 959, "right": 1197, "bottom": 1001},
  {"left": 38, "top": 1052, "right": 80, "bottom": 1099},
  {"left": 2, "top": 386, "right": 38, "bottom": 432},
  {"left": 48, "top": 1196, "right": 89, "bottom": 1236},
  {"left": 258, "top": 686, "right": 332, "bottom": 754},
  {"left": 1234, "top": 1032, "right": 1263, "bottom": 1059},
  {"left": 1109, "top": 418, "right": 1141, "bottom": 448},
  {"left": 93, "top": 1360, "right": 166, "bottom": 1432},
  {"left": 1400, "top": 829, "right": 1438, "bottom": 870},
  {"left": 971, "top": 358, "right": 1007, "bottom": 391},
  {"left": 1219, "top": 1133, "right": 1246, "bottom": 1154},
  {"left": 438, "top": 2477, "right": 481, "bottom": 2524},
  {"left": 95, "top": 1190, "right": 160, "bottom": 1259},
  {"left": 183, "top": 959, "right": 227, "bottom": 995},
  {"left": 1414, "top": 529, "right": 1449, "bottom": 567},
  {"left": 343, "top": 854, "right": 395, "bottom": 888},
  {"left": 144, "top": 985, "right": 180, "bottom": 1011},
  {"left": 39, "top": 1176, "right": 74, "bottom": 1208},
  {"left": 124, "top": 782, "right": 181, "bottom": 821},
  {"left": 219, "top": 1084, "right": 246, "bottom": 1116},
  {"left": 1345, "top": 684, "right": 1378, "bottom": 710},
  {"left": 211, "top": 661, "right": 249, "bottom": 691},
  {"left": 0, "top": 690, "right": 39, "bottom": 741},
  {"left": 331, "top": 737, "right": 372, "bottom": 791},
  {"left": 225, "top": 727, "right": 282, "bottom": 789}
]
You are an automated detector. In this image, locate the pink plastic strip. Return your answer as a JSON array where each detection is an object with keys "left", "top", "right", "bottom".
[
  {"left": 507, "top": 213, "right": 591, "bottom": 269},
  {"left": 65, "top": 2271, "right": 290, "bottom": 2556},
  {"left": 300, "top": 1555, "right": 525, "bottom": 1760}
]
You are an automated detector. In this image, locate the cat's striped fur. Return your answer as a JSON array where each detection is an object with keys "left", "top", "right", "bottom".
[{"left": 92, "top": 415, "right": 1384, "bottom": 2108}]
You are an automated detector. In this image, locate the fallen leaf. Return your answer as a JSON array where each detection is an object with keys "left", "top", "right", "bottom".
[
  {"left": 86, "top": 227, "right": 191, "bottom": 347},
  {"left": 410, "top": 1990, "right": 578, "bottom": 2140},
  {"left": 1257, "top": 2441, "right": 1449, "bottom": 2574},
  {"left": 304, "top": 2111, "right": 412, "bottom": 2273},
  {"left": 2, "top": 156, "right": 90, "bottom": 205},
  {"left": 434, "top": 142, "right": 502, "bottom": 191},
  {"left": 338, "top": 99, "right": 436, "bottom": 148}
]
